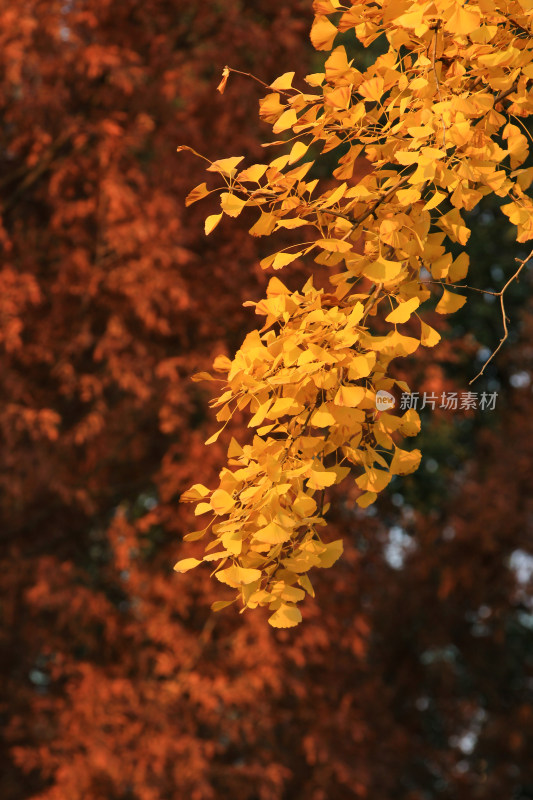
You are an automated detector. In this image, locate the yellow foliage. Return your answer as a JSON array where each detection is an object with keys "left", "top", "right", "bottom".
[
  {"left": 173, "top": 558, "right": 202, "bottom": 573},
  {"left": 435, "top": 289, "right": 468, "bottom": 314},
  {"left": 220, "top": 192, "right": 246, "bottom": 217},
  {"left": 204, "top": 213, "right": 222, "bottom": 235},
  {"left": 268, "top": 604, "right": 303, "bottom": 628},
  {"left": 178, "top": 0, "right": 533, "bottom": 626},
  {"left": 385, "top": 297, "right": 420, "bottom": 324},
  {"left": 310, "top": 15, "right": 338, "bottom": 51}
]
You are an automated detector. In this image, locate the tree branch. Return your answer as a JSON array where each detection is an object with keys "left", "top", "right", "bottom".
[{"left": 469, "top": 247, "right": 533, "bottom": 384}]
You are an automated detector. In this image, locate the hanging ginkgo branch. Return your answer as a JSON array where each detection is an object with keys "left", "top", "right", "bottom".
[{"left": 176, "top": 0, "right": 533, "bottom": 628}]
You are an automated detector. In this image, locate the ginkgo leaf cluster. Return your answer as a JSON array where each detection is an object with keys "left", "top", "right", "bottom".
[{"left": 178, "top": 0, "right": 533, "bottom": 626}]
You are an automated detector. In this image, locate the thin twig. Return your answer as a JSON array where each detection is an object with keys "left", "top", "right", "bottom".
[
  {"left": 219, "top": 66, "right": 292, "bottom": 95},
  {"left": 423, "top": 279, "right": 500, "bottom": 296},
  {"left": 494, "top": 81, "right": 521, "bottom": 106},
  {"left": 353, "top": 174, "right": 412, "bottom": 226},
  {"left": 363, "top": 282, "right": 384, "bottom": 321},
  {"left": 431, "top": 23, "right": 447, "bottom": 148},
  {"left": 469, "top": 247, "right": 533, "bottom": 383}
]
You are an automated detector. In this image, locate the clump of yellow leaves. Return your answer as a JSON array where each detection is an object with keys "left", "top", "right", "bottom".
[{"left": 176, "top": 0, "right": 533, "bottom": 627}]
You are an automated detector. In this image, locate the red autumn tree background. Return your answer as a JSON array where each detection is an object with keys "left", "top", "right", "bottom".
[{"left": 0, "top": 1, "right": 532, "bottom": 799}]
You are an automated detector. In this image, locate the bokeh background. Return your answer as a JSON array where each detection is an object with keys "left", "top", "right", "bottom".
[{"left": 1, "top": 2, "right": 532, "bottom": 798}]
